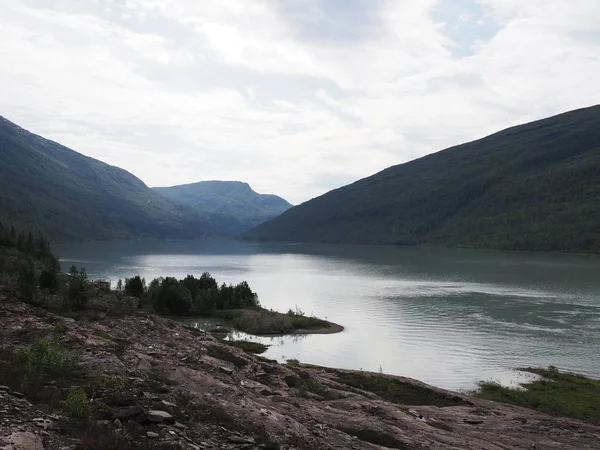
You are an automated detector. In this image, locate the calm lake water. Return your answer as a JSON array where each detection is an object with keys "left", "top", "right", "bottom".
[{"left": 54, "top": 239, "right": 600, "bottom": 391}]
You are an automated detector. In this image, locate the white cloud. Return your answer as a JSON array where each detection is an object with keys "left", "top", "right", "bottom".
[{"left": 0, "top": 0, "right": 599, "bottom": 204}]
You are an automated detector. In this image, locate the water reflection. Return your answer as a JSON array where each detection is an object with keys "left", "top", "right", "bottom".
[{"left": 55, "top": 239, "right": 600, "bottom": 391}]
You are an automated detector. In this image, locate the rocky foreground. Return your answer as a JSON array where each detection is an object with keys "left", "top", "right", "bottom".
[{"left": 1, "top": 297, "right": 599, "bottom": 450}]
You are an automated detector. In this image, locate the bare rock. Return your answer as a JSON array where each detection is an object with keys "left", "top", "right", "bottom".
[
  {"left": 6, "top": 432, "right": 44, "bottom": 450},
  {"left": 148, "top": 410, "right": 175, "bottom": 424}
]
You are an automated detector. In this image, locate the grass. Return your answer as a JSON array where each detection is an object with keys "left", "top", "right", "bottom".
[
  {"left": 475, "top": 366, "right": 600, "bottom": 424},
  {"left": 336, "top": 372, "right": 465, "bottom": 407},
  {"left": 223, "top": 340, "right": 269, "bottom": 354},
  {"left": 19, "top": 338, "right": 79, "bottom": 381},
  {"left": 211, "top": 307, "right": 339, "bottom": 335}
]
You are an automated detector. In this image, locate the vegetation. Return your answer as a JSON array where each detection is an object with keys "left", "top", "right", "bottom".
[
  {"left": 0, "top": 115, "right": 231, "bottom": 241},
  {"left": 124, "top": 275, "right": 146, "bottom": 300},
  {"left": 216, "top": 307, "right": 338, "bottom": 335},
  {"left": 475, "top": 366, "right": 600, "bottom": 424},
  {"left": 247, "top": 105, "right": 600, "bottom": 253},
  {"left": 222, "top": 340, "right": 269, "bottom": 354},
  {"left": 18, "top": 338, "right": 79, "bottom": 381},
  {"left": 154, "top": 180, "right": 292, "bottom": 234},
  {"left": 336, "top": 372, "right": 464, "bottom": 407},
  {"left": 148, "top": 273, "right": 260, "bottom": 316},
  {"left": 61, "top": 387, "right": 93, "bottom": 420}
]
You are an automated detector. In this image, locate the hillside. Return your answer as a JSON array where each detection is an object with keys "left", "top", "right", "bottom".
[
  {"left": 247, "top": 105, "right": 600, "bottom": 252},
  {"left": 0, "top": 116, "right": 236, "bottom": 241},
  {"left": 154, "top": 181, "right": 292, "bottom": 233}
]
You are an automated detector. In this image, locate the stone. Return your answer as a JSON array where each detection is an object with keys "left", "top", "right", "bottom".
[
  {"left": 114, "top": 405, "right": 145, "bottom": 421},
  {"left": 7, "top": 432, "right": 44, "bottom": 450},
  {"left": 219, "top": 366, "right": 234, "bottom": 375},
  {"left": 146, "top": 432, "right": 159, "bottom": 438},
  {"left": 148, "top": 410, "right": 175, "bottom": 424},
  {"left": 113, "top": 418, "right": 123, "bottom": 429},
  {"left": 174, "top": 422, "right": 187, "bottom": 429}
]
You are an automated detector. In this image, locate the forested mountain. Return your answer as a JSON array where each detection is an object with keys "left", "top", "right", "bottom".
[
  {"left": 246, "top": 105, "right": 600, "bottom": 253},
  {"left": 153, "top": 181, "right": 292, "bottom": 233},
  {"left": 0, "top": 116, "right": 238, "bottom": 241}
]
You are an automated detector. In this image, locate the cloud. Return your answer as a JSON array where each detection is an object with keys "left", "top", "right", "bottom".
[{"left": 0, "top": 0, "right": 599, "bottom": 204}]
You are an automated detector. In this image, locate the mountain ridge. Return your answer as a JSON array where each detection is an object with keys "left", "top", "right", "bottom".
[
  {"left": 0, "top": 115, "right": 237, "bottom": 241},
  {"left": 153, "top": 180, "right": 292, "bottom": 233},
  {"left": 246, "top": 105, "right": 600, "bottom": 253}
]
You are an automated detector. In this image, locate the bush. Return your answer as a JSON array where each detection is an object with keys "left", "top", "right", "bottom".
[
  {"left": 19, "top": 338, "right": 79, "bottom": 380},
  {"left": 62, "top": 387, "right": 93, "bottom": 420}
]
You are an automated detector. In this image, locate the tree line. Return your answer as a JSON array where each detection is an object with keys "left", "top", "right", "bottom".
[{"left": 116, "top": 273, "right": 260, "bottom": 315}]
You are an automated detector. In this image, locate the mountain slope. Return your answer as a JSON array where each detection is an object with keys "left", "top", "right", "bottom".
[
  {"left": 246, "top": 105, "right": 600, "bottom": 252},
  {"left": 154, "top": 181, "right": 292, "bottom": 232},
  {"left": 0, "top": 116, "right": 231, "bottom": 241}
]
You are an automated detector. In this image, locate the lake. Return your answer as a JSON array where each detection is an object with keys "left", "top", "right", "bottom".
[{"left": 54, "top": 239, "right": 600, "bottom": 391}]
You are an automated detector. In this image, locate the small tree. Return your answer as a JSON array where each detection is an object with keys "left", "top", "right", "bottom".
[
  {"left": 39, "top": 269, "right": 59, "bottom": 295},
  {"left": 124, "top": 275, "right": 146, "bottom": 299},
  {"left": 116, "top": 278, "right": 123, "bottom": 292},
  {"left": 18, "top": 259, "right": 36, "bottom": 304},
  {"left": 67, "top": 265, "right": 88, "bottom": 311}
]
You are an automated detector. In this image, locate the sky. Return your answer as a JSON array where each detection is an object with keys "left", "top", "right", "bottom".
[{"left": 1, "top": 1, "right": 599, "bottom": 204}]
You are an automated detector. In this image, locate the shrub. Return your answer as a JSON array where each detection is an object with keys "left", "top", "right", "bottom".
[
  {"left": 19, "top": 338, "right": 78, "bottom": 380},
  {"left": 62, "top": 387, "right": 93, "bottom": 420}
]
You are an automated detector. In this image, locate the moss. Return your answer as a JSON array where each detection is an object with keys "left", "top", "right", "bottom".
[{"left": 475, "top": 366, "right": 600, "bottom": 424}]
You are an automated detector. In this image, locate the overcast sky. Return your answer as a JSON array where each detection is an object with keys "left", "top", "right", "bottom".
[{"left": 1, "top": 0, "right": 599, "bottom": 204}]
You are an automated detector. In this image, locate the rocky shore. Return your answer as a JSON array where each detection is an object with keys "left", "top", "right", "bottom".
[{"left": 1, "top": 295, "right": 599, "bottom": 450}]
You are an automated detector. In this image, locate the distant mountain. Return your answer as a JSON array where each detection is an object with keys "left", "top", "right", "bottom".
[
  {"left": 0, "top": 116, "right": 240, "bottom": 241},
  {"left": 153, "top": 181, "right": 292, "bottom": 233},
  {"left": 246, "top": 105, "right": 600, "bottom": 253}
]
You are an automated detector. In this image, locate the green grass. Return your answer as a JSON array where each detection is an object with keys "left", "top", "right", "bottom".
[
  {"left": 336, "top": 372, "right": 464, "bottom": 407},
  {"left": 475, "top": 366, "right": 600, "bottom": 424},
  {"left": 214, "top": 307, "right": 336, "bottom": 335},
  {"left": 19, "top": 338, "right": 79, "bottom": 381},
  {"left": 223, "top": 340, "right": 269, "bottom": 354}
]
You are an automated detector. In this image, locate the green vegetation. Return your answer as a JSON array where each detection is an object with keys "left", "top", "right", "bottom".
[
  {"left": 336, "top": 372, "right": 464, "bottom": 407},
  {"left": 475, "top": 366, "right": 600, "bottom": 424},
  {"left": 247, "top": 105, "right": 600, "bottom": 253},
  {"left": 0, "top": 115, "right": 232, "bottom": 241},
  {"left": 61, "top": 387, "right": 93, "bottom": 420},
  {"left": 218, "top": 307, "right": 338, "bottom": 335},
  {"left": 19, "top": 338, "right": 79, "bottom": 380},
  {"left": 223, "top": 340, "right": 269, "bottom": 354},
  {"left": 148, "top": 272, "right": 260, "bottom": 316},
  {"left": 154, "top": 180, "right": 292, "bottom": 234}
]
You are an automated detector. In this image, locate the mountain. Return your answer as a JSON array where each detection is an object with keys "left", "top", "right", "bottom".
[
  {"left": 246, "top": 105, "right": 600, "bottom": 253},
  {"left": 153, "top": 181, "right": 292, "bottom": 233},
  {"left": 0, "top": 116, "right": 236, "bottom": 241}
]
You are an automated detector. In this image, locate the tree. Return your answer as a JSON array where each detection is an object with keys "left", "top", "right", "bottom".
[
  {"left": 116, "top": 279, "right": 123, "bottom": 292},
  {"left": 17, "top": 259, "right": 36, "bottom": 304},
  {"left": 67, "top": 265, "right": 88, "bottom": 311},
  {"left": 148, "top": 277, "right": 192, "bottom": 315},
  {"left": 39, "top": 269, "right": 59, "bottom": 295},
  {"left": 124, "top": 276, "right": 146, "bottom": 300}
]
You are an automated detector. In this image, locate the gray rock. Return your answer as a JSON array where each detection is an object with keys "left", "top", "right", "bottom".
[
  {"left": 148, "top": 410, "right": 175, "bottom": 424},
  {"left": 146, "top": 431, "right": 159, "bottom": 438},
  {"left": 7, "top": 432, "right": 44, "bottom": 450},
  {"left": 113, "top": 418, "right": 123, "bottom": 429}
]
